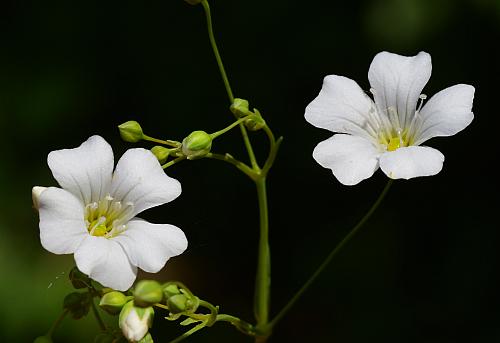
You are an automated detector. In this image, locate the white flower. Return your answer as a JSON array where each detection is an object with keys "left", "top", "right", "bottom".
[
  {"left": 305, "top": 51, "right": 475, "bottom": 185},
  {"left": 33, "top": 135, "right": 188, "bottom": 291}
]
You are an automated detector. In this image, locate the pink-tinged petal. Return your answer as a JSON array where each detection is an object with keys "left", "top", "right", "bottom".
[
  {"left": 305, "top": 75, "right": 376, "bottom": 140},
  {"left": 414, "top": 84, "right": 475, "bottom": 145},
  {"left": 312, "top": 134, "right": 381, "bottom": 186},
  {"left": 113, "top": 218, "right": 187, "bottom": 273},
  {"left": 110, "top": 149, "right": 181, "bottom": 218},
  {"left": 368, "top": 51, "right": 432, "bottom": 129},
  {"left": 74, "top": 236, "right": 137, "bottom": 291},
  {"left": 38, "top": 187, "right": 87, "bottom": 254},
  {"left": 47, "top": 135, "right": 114, "bottom": 204},
  {"left": 379, "top": 146, "right": 444, "bottom": 180}
]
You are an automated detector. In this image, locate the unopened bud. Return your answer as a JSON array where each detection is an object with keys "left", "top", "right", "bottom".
[
  {"left": 134, "top": 280, "right": 163, "bottom": 307},
  {"left": 167, "top": 294, "right": 189, "bottom": 314},
  {"left": 99, "top": 291, "right": 129, "bottom": 315},
  {"left": 32, "top": 186, "right": 47, "bottom": 211},
  {"left": 119, "top": 301, "right": 154, "bottom": 343},
  {"left": 163, "top": 283, "right": 181, "bottom": 299},
  {"left": 33, "top": 336, "right": 53, "bottom": 343},
  {"left": 151, "top": 146, "right": 170, "bottom": 164},
  {"left": 69, "top": 266, "right": 91, "bottom": 289},
  {"left": 118, "top": 121, "right": 144, "bottom": 143},
  {"left": 184, "top": 0, "right": 202, "bottom": 5},
  {"left": 230, "top": 98, "right": 250, "bottom": 117},
  {"left": 181, "top": 131, "right": 212, "bottom": 160},
  {"left": 245, "top": 110, "right": 266, "bottom": 131}
]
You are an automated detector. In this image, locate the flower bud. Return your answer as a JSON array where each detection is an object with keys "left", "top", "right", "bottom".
[
  {"left": 32, "top": 186, "right": 47, "bottom": 211},
  {"left": 33, "top": 336, "right": 53, "bottom": 343},
  {"left": 69, "top": 266, "right": 91, "bottom": 289},
  {"left": 151, "top": 146, "right": 170, "bottom": 164},
  {"left": 118, "top": 121, "right": 144, "bottom": 143},
  {"left": 99, "top": 291, "right": 129, "bottom": 315},
  {"left": 230, "top": 98, "right": 250, "bottom": 117},
  {"left": 245, "top": 110, "right": 266, "bottom": 131},
  {"left": 134, "top": 280, "right": 163, "bottom": 307},
  {"left": 119, "top": 301, "right": 154, "bottom": 343},
  {"left": 181, "top": 131, "right": 212, "bottom": 160},
  {"left": 166, "top": 294, "right": 189, "bottom": 314},
  {"left": 163, "top": 283, "right": 181, "bottom": 299},
  {"left": 184, "top": 0, "right": 202, "bottom": 5}
]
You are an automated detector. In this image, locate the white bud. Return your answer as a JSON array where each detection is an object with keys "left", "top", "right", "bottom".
[{"left": 119, "top": 301, "right": 154, "bottom": 342}]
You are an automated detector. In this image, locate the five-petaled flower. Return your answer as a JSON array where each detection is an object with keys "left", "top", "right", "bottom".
[
  {"left": 305, "top": 51, "right": 475, "bottom": 185},
  {"left": 33, "top": 136, "right": 187, "bottom": 291}
]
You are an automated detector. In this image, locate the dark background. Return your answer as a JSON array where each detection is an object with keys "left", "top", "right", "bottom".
[{"left": 1, "top": 0, "right": 499, "bottom": 342}]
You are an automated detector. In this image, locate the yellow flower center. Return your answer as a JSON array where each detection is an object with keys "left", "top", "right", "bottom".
[{"left": 84, "top": 195, "right": 134, "bottom": 238}]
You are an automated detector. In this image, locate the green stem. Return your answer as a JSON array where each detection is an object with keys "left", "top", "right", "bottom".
[
  {"left": 143, "top": 135, "right": 180, "bottom": 147},
  {"left": 162, "top": 156, "right": 186, "bottom": 169},
  {"left": 210, "top": 116, "right": 248, "bottom": 139},
  {"left": 46, "top": 309, "right": 69, "bottom": 337},
  {"left": 200, "top": 0, "right": 259, "bottom": 170},
  {"left": 254, "top": 177, "right": 271, "bottom": 331},
  {"left": 90, "top": 297, "right": 106, "bottom": 331},
  {"left": 216, "top": 314, "right": 256, "bottom": 336},
  {"left": 200, "top": 0, "right": 233, "bottom": 103},
  {"left": 267, "top": 179, "right": 394, "bottom": 330},
  {"left": 205, "top": 153, "right": 256, "bottom": 179},
  {"left": 168, "top": 322, "right": 207, "bottom": 343}
]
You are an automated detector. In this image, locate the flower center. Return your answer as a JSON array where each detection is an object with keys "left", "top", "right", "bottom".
[
  {"left": 368, "top": 90, "right": 427, "bottom": 152},
  {"left": 84, "top": 195, "right": 134, "bottom": 238}
]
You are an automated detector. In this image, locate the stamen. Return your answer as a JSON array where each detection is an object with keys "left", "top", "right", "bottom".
[{"left": 416, "top": 94, "right": 427, "bottom": 113}]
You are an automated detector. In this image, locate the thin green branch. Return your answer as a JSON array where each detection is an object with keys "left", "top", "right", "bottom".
[
  {"left": 267, "top": 179, "right": 394, "bottom": 330},
  {"left": 200, "top": 0, "right": 234, "bottom": 103},
  {"left": 90, "top": 298, "right": 106, "bottom": 331},
  {"left": 162, "top": 156, "right": 186, "bottom": 169},
  {"left": 47, "top": 309, "right": 69, "bottom": 337}
]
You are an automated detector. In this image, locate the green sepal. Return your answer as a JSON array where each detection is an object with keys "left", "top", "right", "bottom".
[
  {"left": 244, "top": 109, "right": 266, "bottom": 131},
  {"left": 180, "top": 317, "right": 201, "bottom": 326},
  {"left": 163, "top": 283, "right": 181, "bottom": 299},
  {"left": 138, "top": 333, "right": 154, "bottom": 343},
  {"left": 230, "top": 98, "right": 250, "bottom": 117},
  {"left": 99, "top": 291, "right": 130, "bottom": 315}
]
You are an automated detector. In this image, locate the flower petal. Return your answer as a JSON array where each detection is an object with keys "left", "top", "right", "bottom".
[
  {"left": 379, "top": 146, "right": 444, "bottom": 180},
  {"left": 113, "top": 218, "right": 187, "bottom": 273},
  {"left": 305, "top": 75, "right": 376, "bottom": 140},
  {"left": 47, "top": 135, "right": 114, "bottom": 205},
  {"left": 368, "top": 51, "right": 432, "bottom": 129},
  {"left": 414, "top": 84, "right": 475, "bottom": 145},
  {"left": 74, "top": 235, "right": 137, "bottom": 291},
  {"left": 312, "top": 134, "right": 380, "bottom": 186},
  {"left": 38, "top": 187, "right": 87, "bottom": 254},
  {"left": 110, "top": 149, "right": 181, "bottom": 217}
]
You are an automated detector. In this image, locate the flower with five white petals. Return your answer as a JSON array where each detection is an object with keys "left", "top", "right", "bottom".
[
  {"left": 33, "top": 135, "right": 187, "bottom": 291},
  {"left": 305, "top": 51, "right": 475, "bottom": 185}
]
